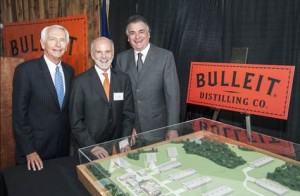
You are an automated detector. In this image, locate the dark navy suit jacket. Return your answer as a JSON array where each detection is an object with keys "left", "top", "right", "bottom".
[{"left": 12, "top": 56, "right": 74, "bottom": 164}]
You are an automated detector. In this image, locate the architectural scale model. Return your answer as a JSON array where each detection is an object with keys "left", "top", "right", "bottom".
[{"left": 77, "top": 132, "right": 300, "bottom": 196}]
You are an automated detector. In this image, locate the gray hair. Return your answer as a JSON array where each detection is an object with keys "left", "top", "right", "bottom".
[
  {"left": 40, "top": 25, "right": 70, "bottom": 43},
  {"left": 125, "top": 15, "right": 151, "bottom": 35},
  {"left": 91, "top": 37, "right": 114, "bottom": 53}
]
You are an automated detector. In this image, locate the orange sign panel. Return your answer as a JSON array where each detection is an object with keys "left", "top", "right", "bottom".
[
  {"left": 3, "top": 15, "right": 88, "bottom": 75},
  {"left": 187, "top": 62, "right": 295, "bottom": 120}
]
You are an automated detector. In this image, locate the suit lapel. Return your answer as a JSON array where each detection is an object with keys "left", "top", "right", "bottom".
[
  {"left": 61, "top": 63, "right": 71, "bottom": 109},
  {"left": 89, "top": 67, "right": 109, "bottom": 103},
  {"left": 110, "top": 70, "right": 117, "bottom": 103},
  {"left": 110, "top": 69, "right": 123, "bottom": 103},
  {"left": 38, "top": 57, "right": 60, "bottom": 108},
  {"left": 128, "top": 50, "right": 139, "bottom": 83},
  {"left": 138, "top": 44, "right": 155, "bottom": 80}
]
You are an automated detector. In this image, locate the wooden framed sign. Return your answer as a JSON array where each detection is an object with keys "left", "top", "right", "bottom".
[{"left": 3, "top": 15, "right": 88, "bottom": 75}]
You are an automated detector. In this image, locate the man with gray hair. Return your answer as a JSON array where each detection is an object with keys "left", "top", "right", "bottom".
[
  {"left": 116, "top": 15, "right": 180, "bottom": 144},
  {"left": 13, "top": 25, "right": 74, "bottom": 171}
]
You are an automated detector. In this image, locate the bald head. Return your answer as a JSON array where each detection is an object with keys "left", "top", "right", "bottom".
[{"left": 91, "top": 37, "right": 114, "bottom": 53}]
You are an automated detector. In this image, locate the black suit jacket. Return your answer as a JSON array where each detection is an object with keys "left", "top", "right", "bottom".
[
  {"left": 69, "top": 67, "right": 134, "bottom": 147},
  {"left": 12, "top": 56, "right": 74, "bottom": 164}
]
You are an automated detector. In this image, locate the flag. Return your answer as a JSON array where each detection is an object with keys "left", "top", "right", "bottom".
[
  {"left": 100, "top": 0, "right": 115, "bottom": 67},
  {"left": 100, "top": 0, "right": 111, "bottom": 38}
]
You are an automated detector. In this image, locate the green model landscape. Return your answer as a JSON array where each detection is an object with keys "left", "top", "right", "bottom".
[{"left": 86, "top": 137, "right": 300, "bottom": 196}]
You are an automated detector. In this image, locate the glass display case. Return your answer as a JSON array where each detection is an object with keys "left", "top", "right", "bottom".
[{"left": 77, "top": 118, "right": 300, "bottom": 196}]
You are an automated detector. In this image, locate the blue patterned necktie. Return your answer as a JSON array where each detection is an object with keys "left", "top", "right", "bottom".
[{"left": 55, "top": 66, "right": 64, "bottom": 109}]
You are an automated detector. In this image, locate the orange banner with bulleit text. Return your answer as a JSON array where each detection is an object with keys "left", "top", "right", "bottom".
[
  {"left": 187, "top": 62, "right": 295, "bottom": 120},
  {"left": 3, "top": 15, "right": 88, "bottom": 75}
]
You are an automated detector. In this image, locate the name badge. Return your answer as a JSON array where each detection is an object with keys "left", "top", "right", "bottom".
[{"left": 113, "top": 92, "right": 124, "bottom": 101}]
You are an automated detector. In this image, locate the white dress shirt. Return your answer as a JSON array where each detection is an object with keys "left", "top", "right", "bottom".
[{"left": 44, "top": 55, "right": 65, "bottom": 93}]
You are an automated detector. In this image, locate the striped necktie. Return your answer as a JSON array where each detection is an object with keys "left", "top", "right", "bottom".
[{"left": 55, "top": 66, "right": 64, "bottom": 109}]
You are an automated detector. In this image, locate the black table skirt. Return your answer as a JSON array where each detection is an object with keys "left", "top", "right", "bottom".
[{"left": 1, "top": 156, "right": 90, "bottom": 196}]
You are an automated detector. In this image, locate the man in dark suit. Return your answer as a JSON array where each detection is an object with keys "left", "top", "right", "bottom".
[
  {"left": 69, "top": 37, "right": 134, "bottom": 159},
  {"left": 12, "top": 25, "right": 74, "bottom": 171},
  {"left": 115, "top": 15, "right": 180, "bottom": 143}
]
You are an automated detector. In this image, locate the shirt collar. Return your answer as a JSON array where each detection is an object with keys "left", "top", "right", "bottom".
[
  {"left": 134, "top": 43, "right": 150, "bottom": 57},
  {"left": 43, "top": 55, "right": 61, "bottom": 67},
  {"left": 94, "top": 65, "right": 111, "bottom": 75},
  {"left": 44, "top": 55, "right": 62, "bottom": 76}
]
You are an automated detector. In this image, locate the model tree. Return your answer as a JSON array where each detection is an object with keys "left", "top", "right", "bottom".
[
  {"left": 267, "top": 163, "right": 300, "bottom": 191},
  {"left": 182, "top": 138, "right": 246, "bottom": 169}
]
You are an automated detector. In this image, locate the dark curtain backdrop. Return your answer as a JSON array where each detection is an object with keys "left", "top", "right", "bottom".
[{"left": 109, "top": 0, "right": 300, "bottom": 143}]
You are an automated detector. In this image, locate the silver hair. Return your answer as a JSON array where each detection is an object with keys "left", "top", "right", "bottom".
[
  {"left": 91, "top": 37, "right": 114, "bottom": 54},
  {"left": 40, "top": 25, "right": 70, "bottom": 43}
]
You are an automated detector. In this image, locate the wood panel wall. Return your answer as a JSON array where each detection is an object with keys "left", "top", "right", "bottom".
[
  {"left": 0, "top": 0, "right": 106, "bottom": 169},
  {"left": 0, "top": 57, "right": 24, "bottom": 170}
]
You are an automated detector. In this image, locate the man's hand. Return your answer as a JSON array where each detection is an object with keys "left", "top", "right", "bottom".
[
  {"left": 120, "top": 145, "right": 131, "bottom": 153},
  {"left": 26, "top": 152, "right": 43, "bottom": 171},
  {"left": 130, "top": 128, "right": 138, "bottom": 146},
  {"left": 119, "top": 138, "right": 131, "bottom": 153},
  {"left": 91, "top": 146, "right": 109, "bottom": 159},
  {"left": 166, "top": 129, "right": 178, "bottom": 140}
]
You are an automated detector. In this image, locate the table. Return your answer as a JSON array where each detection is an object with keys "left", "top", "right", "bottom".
[{"left": 1, "top": 156, "right": 90, "bottom": 196}]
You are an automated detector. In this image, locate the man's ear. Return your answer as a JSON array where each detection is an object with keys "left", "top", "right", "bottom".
[{"left": 40, "top": 39, "right": 45, "bottom": 49}]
